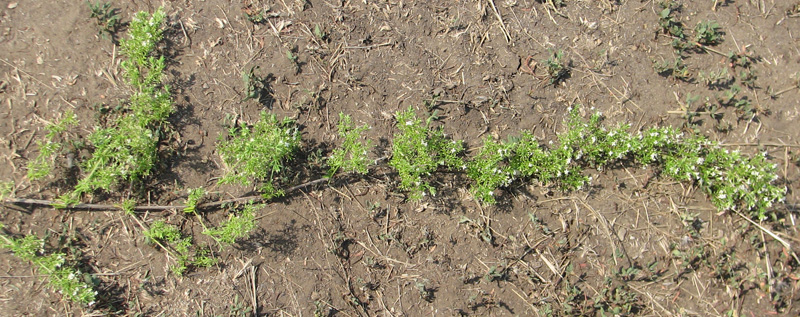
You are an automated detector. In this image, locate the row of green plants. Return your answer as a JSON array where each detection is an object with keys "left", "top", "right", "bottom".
[
  {"left": 214, "top": 102, "right": 783, "bottom": 222},
  {"left": 3, "top": 4, "right": 788, "bottom": 309},
  {"left": 0, "top": 223, "right": 97, "bottom": 306},
  {"left": 5, "top": 7, "right": 173, "bottom": 307}
]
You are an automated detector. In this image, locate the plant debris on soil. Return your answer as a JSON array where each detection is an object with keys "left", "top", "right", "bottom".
[{"left": 1, "top": 0, "right": 800, "bottom": 316}]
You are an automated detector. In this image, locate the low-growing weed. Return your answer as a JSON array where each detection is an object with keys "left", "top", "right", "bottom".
[
  {"left": 0, "top": 223, "right": 97, "bottom": 306},
  {"left": 143, "top": 220, "right": 207, "bottom": 275},
  {"left": 653, "top": 57, "right": 691, "bottom": 81},
  {"left": 592, "top": 278, "right": 642, "bottom": 315},
  {"left": 658, "top": 3, "right": 684, "bottom": 39},
  {"left": 242, "top": 0, "right": 269, "bottom": 23},
  {"left": 694, "top": 20, "right": 723, "bottom": 46},
  {"left": 467, "top": 106, "right": 785, "bottom": 220},
  {"left": 217, "top": 111, "right": 300, "bottom": 199},
  {"left": 542, "top": 50, "right": 570, "bottom": 85},
  {"left": 63, "top": 7, "right": 172, "bottom": 202},
  {"left": 328, "top": 113, "right": 372, "bottom": 176},
  {"left": 467, "top": 136, "right": 514, "bottom": 204},
  {"left": 0, "top": 181, "right": 13, "bottom": 200},
  {"left": 242, "top": 66, "right": 270, "bottom": 103},
  {"left": 27, "top": 110, "right": 78, "bottom": 181},
  {"left": 87, "top": 1, "right": 120, "bottom": 38},
  {"left": 313, "top": 24, "right": 328, "bottom": 42},
  {"left": 699, "top": 68, "right": 732, "bottom": 88},
  {"left": 202, "top": 203, "right": 259, "bottom": 246},
  {"left": 183, "top": 187, "right": 206, "bottom": 214},
  {"left": 390, "top": 106, "right": 464, "bottom": 200}
]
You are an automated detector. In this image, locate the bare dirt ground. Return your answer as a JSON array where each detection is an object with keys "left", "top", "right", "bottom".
[{"left": 2, "top": 0, "right": 800, "bottom": 315}]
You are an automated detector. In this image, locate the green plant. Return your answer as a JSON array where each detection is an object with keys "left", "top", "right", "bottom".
[
  {"left": 718, "top": 85, "right": 741, "bottom": 106},
  {"left": 739, "top": 69, "right": 757, "bottom": 88},
  {"left": 183, "top": 187, "right": 206, "bottom": 214},
  {"left": 66, "top": 8, "right": 172, "bottom": 201},
  {"left": 592, "top": 278, "right": 641, "bottom": 315},
  {"left": 699, "top": 68, "right": 732, "bottom": 88},
  {"left": 217, "top": 111, "right": 300, "bottom": 199},
  {"left": 694, "top": 20, "right": 722, "bottom": 45},
  {"left": 467, "top": 136, "right": 514, "bottom": 204},
  {"left": 653, "top": 57, "right": 690, "bottom": 80},
  {"left": 542, "top": 50, "right": 570, "bottom": 85},
  {"left": 467, "top": 106, "right": 785, "bottom": 219},
  {"left": 242, "top": 66, "right": 270, "bottom": 102},
  {"left": 727, "top": 49, "right": 755, "bottom": 69},
  {"left": 87, "top": 1, "right": 120, "bottom": 38},
  {"left": 658, "top": 4, "right": 684, "bottom": 38},
  {"left": 313, "top": 24, "right": 327, "bottom": 41},
  {"left": 242, "top": 0, "right": 269, "bottom": 23},
  {"left": 202, "top": 203, "right": 259, "bottom": 246},
  {"left": 509, "top": 131, "right": 583, "bottom": 190},
  {"left": 0, "top": 181, "right": 13, "bottom": 201},
  {"left": 328, "top": 113, "right": 372, "bottom": 176},
  {"left": 286, "top": 49, "right": 300, "bottom": 73},
  {"left": 143, "top": 220, "right": 195, "bottom": 275},
  {"left": 27, "top": 110, "right": 78, "bottom": 181},
  {"left": 0, "top": 224, "right": 97, "bottom": 306},
  {"left": 120, "top": 198, "right": 137, "bottom": 215},
  {"left": 390, "top": 106, "right": 464, "bottom": 200}
]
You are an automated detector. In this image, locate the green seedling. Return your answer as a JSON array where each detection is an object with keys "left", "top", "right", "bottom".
[
  {"left": 653, "top": 57, "right": 690, "bottom": 80},
  {"left": 542, "top": 50, "right": 570, "bottom": 85},
  {"left": 727, "top": 49, "right": 755, "bottom": 69},
  {"left": 286, "top": 49, "right": 300, "bottom": 73},
  {"left": 739, "top": 69, "right": 757, "bottom": 88},
  {"left": 242, "top": 66, "right": 270, "bottom": 103},
  {"left": 217, "top": 111, "right": 300, "bottom": 199},
  {"left": 658, "top": 5, "right": 684, "bottom": 39},
  {"left": 699, "top": 68, "right": 732, "bottom": 88},
  {"left": 592, "top": 278, "right": 641, "bottom": 315},
  {"left": 183, "top": 187, "right": 206, "bottom": 214},
  {"left": 0, "top": 224, "right": 97, "bottom": 306},
  {"left": 390, "top": 106, "right": 464, "bottom": 200},
  {"left": 694, "top": 20, "right": 722, "bottom": 46},
  {"left": 202, "top": 203, "right": 259, "bottom": 246},
  {"left": 717, "top": 84, "right": 740, "bottom": 106},
  {"left": 27, "top": 110, "right": 78, "bottom": 181},
  {"left": 242, "top": 0, "right": 269, "bottom": 23},
  {"left": 87, "top": 1, "right": 120, "bottom": 38},
  {"left": 119, "top": 198, "right": 136, "bottom": 215},
  {"left": 328, "top": 113, "right": 372, "bottom": 176},
  {"left": 733, "top": 98, "right": 755, "bottom": 120},
  {"left": 143, "top": 220, "right": 197, "bottom": 275},
  {"left": 313, "top": 24, "right": 327, "bottom": 41},
  {"left": 415, "top": 280, "right": 436, "bottom": 302},
  {"left": 0, "top": 181, "right": 13, "bottom": 201}
]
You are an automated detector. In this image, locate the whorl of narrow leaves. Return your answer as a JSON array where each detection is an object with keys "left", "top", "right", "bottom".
[
  {"left": 217, "top": 111, "right": 300, "bottom": 199},
  {"left": 390, "top": 107, "right": 464, "bottom": 200},
  {"left": 328, "top": 113, "right": 372, "bottom": 176}
]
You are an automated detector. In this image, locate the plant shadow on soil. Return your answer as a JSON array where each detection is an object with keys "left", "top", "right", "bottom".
[{"left": 236, "top": 219, "right": 310, "bottom": 256}]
